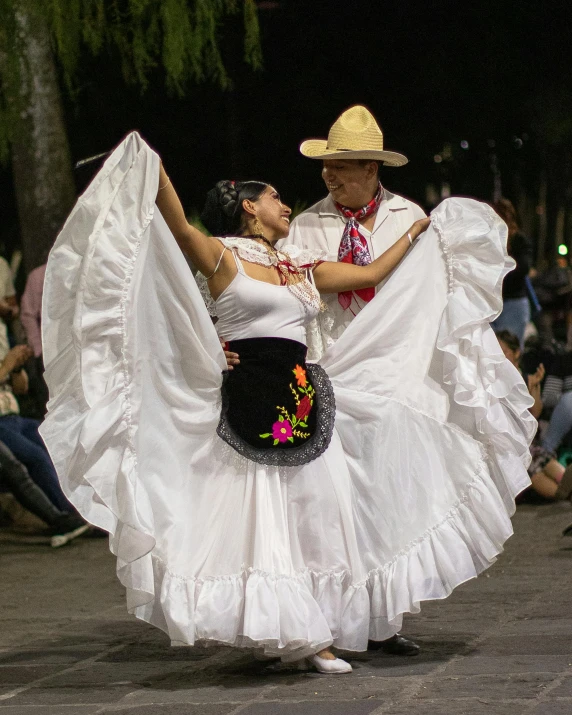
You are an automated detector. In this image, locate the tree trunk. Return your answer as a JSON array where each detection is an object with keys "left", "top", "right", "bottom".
[{"left": 4, "top": 3, "right": 76, "bottom": 272}]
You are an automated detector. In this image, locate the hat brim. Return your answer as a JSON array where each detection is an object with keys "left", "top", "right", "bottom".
[{"left": 299, "top": 140, "right": 408, "bottom": 167}]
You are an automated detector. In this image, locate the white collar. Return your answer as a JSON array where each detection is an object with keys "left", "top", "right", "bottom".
[{"left": 317, "top": 188, "right": 405, "bottom": 219}]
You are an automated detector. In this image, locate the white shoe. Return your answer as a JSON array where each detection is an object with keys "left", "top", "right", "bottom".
[
  {"left": 307, "top": 654, "right": 352, "bottom": 674},
  {"left": 50, "top": 523, "right": 89, "bottom": 548}
]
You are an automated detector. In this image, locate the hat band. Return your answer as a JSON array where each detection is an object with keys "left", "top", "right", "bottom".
[{"left": 326, "top": 145, "right": 384, "bottom": 152}]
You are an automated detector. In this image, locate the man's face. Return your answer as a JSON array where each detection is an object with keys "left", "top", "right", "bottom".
[{"left": 321, "top": 159, "right": 377, "bottom": 208}]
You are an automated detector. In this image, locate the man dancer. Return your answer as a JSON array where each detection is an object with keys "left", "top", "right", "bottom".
[
  {"left": 289, "top": 105, "right": 426, "bottom": 363},
  {"left": 287, "top": 105, "right": 425, "bottom": 656}
]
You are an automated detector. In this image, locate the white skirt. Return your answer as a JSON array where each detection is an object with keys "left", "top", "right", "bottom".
[{"left": 40, "top": 133, "right": 536, "bottom": 660}]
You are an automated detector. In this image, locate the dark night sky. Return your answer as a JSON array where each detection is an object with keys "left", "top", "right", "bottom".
[{"left": 2, "top": 0, "right": 572, "bottom": 257}]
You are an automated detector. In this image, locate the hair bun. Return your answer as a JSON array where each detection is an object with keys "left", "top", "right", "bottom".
[
  {"left": 201, "top": 179, "right": 268, "bottom": 237},
  {"left": 216, "top": 181, "right": 239, "bottom": 216}
]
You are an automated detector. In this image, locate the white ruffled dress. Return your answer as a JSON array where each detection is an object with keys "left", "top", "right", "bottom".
[{"left": 40, "top": 133, "right": 536, "bottom": 660}]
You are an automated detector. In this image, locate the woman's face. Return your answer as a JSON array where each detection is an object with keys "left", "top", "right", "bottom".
[
  {"left": 498, "top": 339, "right": 521, "bottom": 367},
  {"left": 249, "top": 186, "right": 292, "bottom": 240}
]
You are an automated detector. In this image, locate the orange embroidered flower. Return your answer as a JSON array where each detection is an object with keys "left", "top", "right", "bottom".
[{"left": 293, "top": 364, "right": 307, "bottom": 387}]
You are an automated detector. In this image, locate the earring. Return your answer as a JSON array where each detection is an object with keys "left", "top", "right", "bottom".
[{"left": 252, "top": 217, "right": 265, "bottom": 238}]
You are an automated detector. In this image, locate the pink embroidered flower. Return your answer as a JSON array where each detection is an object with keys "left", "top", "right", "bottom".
[
  {"left": 272, "top": 419, "right": 293, "bottom": 443},
  {"left": 295, "top": 395, "right": 312, "bottom": 420}
]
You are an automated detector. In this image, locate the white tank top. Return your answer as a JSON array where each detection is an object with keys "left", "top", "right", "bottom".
[{"left": 214, "top": 250, "right": 319, "bottom": 345}]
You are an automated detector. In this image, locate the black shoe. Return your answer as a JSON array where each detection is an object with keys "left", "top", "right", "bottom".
[
  {"left": 84, "top": 526, "right": 108, "bottom": 538},
  {"left": 49, "top": 515, "right": 90, "bottom": 548},
  {"left": 368, "top": 634, "right": 421, "bottom": 656}
]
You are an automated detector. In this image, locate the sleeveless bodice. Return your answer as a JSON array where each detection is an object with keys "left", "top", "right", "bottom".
[{"left": 214, "top": 250, "right": 320, "bottom": 345}]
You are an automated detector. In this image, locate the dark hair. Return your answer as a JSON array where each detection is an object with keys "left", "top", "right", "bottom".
[
  {"left": 496, "top": 329, "right": 520, "bottom": 353},
  {"left": 493, "top": 198, "right": 519, "bottom": 237},
  {"left": 200, "top": 180, "right": 268, "bottom": 236}
]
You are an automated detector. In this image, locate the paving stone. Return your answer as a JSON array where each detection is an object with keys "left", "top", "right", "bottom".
[
  {"left": 32, "top": 662, "right": 191, "bottom": 688},
  {"left": 0, "top": 665, "right": 66, "bottom": 685},
  {"left": 258, "top": 673, "right": 407, "bottom": 701},
  {"left": 500, "top": 618, "right": 572, "bottom": 635},
  {"left": 4, "top": 684, "right": 138, "bottom": 706},
  {"left": 412, "top": 673, "right": 557, "bottom": 700},
  {"left": 240, "top": 704, "right": 382, "bottom": 715},
  {"left": 97, "top": 643, "right": 212, "bottom": 663},
  {"left": 102, "top": 705, "right": 238, "bottom": 714},
  {"left": 342, "top": 656, "right": 441, "bottom": 678},
  {"left": 528, "top": 699, "right": 572, "bottom": 715},
  {"left": 0, "top": 647, "right": 104, "bottom": 666},
  {"left": 546, "top": 676, "right": 572, "bottom": 696},
  {"left": 116, "top": 677, "right": 273, "bottom": 705},
  {"left": 0, "top": 707, "right": 101, "bottom": 714},
  {"left": 372, "top": 699, "right": 534, "bottom": 715},
  {"left": 443, "top": 655, "right": 572, "bottom": 675},
  {"left": 475, "top": 635, "right": 572, "bottom": 656}
]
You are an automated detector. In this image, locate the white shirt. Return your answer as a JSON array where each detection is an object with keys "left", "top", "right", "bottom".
[{"left": 285, "top": 189, "right": 426, "bottom": 359}]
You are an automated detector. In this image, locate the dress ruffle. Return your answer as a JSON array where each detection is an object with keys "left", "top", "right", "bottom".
[
  {"left": 431, "top": 199, "right": 536, "bottom": 508},
  {"left": 40, "top": 134, "right": 534, "bottom": 659}
]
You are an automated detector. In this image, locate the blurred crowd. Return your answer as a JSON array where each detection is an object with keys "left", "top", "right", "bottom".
[
  {"left": 0, "top": 258, "right": 94, "bottom": 546},
  {"left": 492, "top": 198, "right": 572, "bottom": 516}
]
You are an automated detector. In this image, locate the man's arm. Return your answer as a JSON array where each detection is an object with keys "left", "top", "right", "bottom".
[{"left": 313, "top": 219, "right": 430, "bottom": 294}]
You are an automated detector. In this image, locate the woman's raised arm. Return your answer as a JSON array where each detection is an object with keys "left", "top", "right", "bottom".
[
  {"left": 312, "top": 218, "right": 431, "bottom": 294},
  {"left": 155, "top": 163, "right": 224, "bottom": 276}
]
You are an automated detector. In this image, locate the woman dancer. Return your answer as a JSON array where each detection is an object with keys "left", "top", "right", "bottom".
[{"left": 40, "top": 133, "right": 535, "bottom": 674}]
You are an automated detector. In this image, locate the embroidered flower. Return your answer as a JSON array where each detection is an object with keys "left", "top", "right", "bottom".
[
  {"left": 293, "top": 364, "right": 307, "bottom": 387},
  {"left": 296, "top": 395, "right": 312, "bottom": 420},
  {"left": 272, "top": 418, "right": 293, "bottom": 443},
  {"left": 260, "top": 370, "right": 315, "bottom": 446}
]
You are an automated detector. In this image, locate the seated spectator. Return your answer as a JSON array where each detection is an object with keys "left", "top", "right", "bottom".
[
  {"left": 533, "top": 355, "right": 572, "bottom": 460},
  {"left": 0, "top": 440, "right": 88, "bottom": 547},
  {"left": 0, "top": 255, "right": 19, "bottom": 356},
  {"left": 497, "top": 330, "right": 572, "bottom": 500},
  {"left": 20, "top": 263, "right": 48, "bottom": 416},
  {"left": 0, "top": 344, "right": 76, "bottom": 514}
]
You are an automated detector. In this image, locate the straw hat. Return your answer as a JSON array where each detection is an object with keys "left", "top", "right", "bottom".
[{"left": 299, "top": 105, "right": 408, "bottom": 167}]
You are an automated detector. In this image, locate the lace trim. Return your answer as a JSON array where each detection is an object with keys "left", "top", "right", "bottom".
[
  {"left": 217, "top": 237, "right": 326, "bottom": 269},
  {"left": 216, "top": 363, "right": 335, "bottom": 466},
  {"left": 195, "top": 271, "right": 217, "bottom": 317}
]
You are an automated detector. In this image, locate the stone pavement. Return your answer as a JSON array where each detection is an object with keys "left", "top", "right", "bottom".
[{"left": 1, "top": 502, "right": 572, "bottom": 715}]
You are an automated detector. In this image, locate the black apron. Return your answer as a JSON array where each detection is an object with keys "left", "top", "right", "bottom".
[{"left": 217, "top": 337, "right": 335, "bottom": 466}]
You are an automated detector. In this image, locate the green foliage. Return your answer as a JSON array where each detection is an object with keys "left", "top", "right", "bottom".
[
  {"left": 290, "top": 199, "right": 308, "bottom": 220},
  {"left": 43, "top": 0, "right": 262, "bottom": 94},
  {"left": 0, "top": 0, "right": 262, "bottom": 157}
]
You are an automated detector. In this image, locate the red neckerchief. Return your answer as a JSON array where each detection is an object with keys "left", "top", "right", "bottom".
[{"left": 335, "top": 182, "right": 384, "bottom": 310}]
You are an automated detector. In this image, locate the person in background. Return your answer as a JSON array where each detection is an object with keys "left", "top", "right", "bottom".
[
  {"left": 533, "top": 256, "right": 572, "bottom": 350},
  {"left": 497, "top": 329, "right": 572, "bottom": 500},
  {"left": 0, "top": 440, "right": 88, "bottom": 546},
  {"left": 0, "top": 254, "right": 19, "bottom": 356},
  {"left": 0, "top": 343, "right": 75, "bottom": 515},
  {"left": 492, "top": 199, "right": 532, "bottom": 349},
  {"left": 20, "top": 263, "right": 46, "bottom": 361},
  {"left": 20, "top": 263, "right": 48, "bottom": 415}
]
